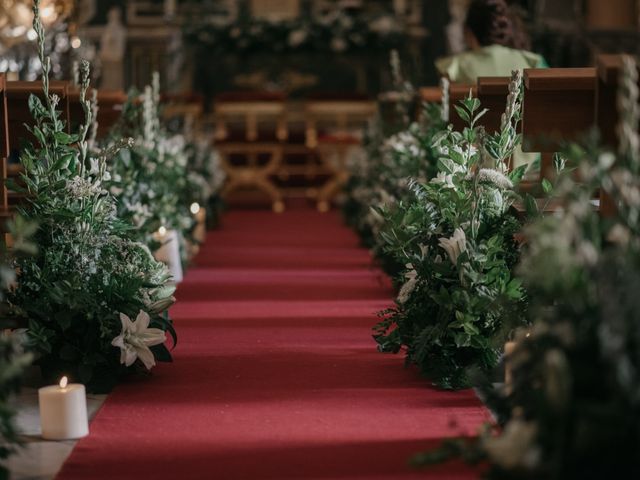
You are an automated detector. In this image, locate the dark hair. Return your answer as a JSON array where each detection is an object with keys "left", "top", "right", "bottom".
[{"left": 465, "top": 0, "right": 530, "bottom": 50}]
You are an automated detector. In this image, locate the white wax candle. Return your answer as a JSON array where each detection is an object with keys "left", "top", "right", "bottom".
[
  {"left": 153, "top": 228, "right": 184, "bottom": 283},
  {"left": 38, "top": 377, "right": 89, "bottom": 440}
]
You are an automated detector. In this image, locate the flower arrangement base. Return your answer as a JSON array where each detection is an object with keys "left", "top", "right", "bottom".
[{"left": 153, "top": 229, "right": 184, "bottom": 283}]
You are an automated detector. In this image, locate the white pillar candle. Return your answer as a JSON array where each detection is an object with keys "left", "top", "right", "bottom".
[
  {"left": 153, "top": 228, "right": 184, "bottom": 283},
  {"left": 38, "top": 377, "right": 89, "bottom": 440}
]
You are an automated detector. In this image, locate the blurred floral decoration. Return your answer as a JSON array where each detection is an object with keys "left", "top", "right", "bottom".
[
  {"left": 414, "top": 56, "right": 640, "bottom": 477},
  {"left": 183, "top": 7, "right": 406, "bottom": 54}
]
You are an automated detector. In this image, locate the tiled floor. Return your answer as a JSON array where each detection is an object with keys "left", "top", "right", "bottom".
[{"left": 4, "top": 386, "right": 106, "bottom": 480}]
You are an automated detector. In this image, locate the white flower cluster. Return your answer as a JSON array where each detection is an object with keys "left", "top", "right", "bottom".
[
  {"left": 66, "top": 175, "right": 103, "bottom": 199},
  {"left": 383, "top": 129, "right": 422, "bottom": 160}
]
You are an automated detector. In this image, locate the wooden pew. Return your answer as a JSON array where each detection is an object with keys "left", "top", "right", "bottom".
[
  {"left": 67, "top": 86, "right": 89, "bottom": 134},
  {"left": 418, "top": 84, "right": 477, "bottom": 132},
  {"left": 95, "top": 90, "right": 127, "bottom": 139},
  {"left": 304, "top": 96, "right": 377, "bottom": 212},
  {"left": 214, "top": 92, "right": 288, "bottom": 213},
  {"left": 67, "top": 88, "right": 127, "bottom": 141},
  {"left": 5, "top": 80, "right": 70, "bottom": 208},
  {"left": 6, "top": 80, "right": 70, "bottom": 158},
  {"left": 522, "top": 68, "right": 597, "bottom": 180},
  {"left": 161, "top": 92, "right": 203, "bottom": 137},
  {"left": 477, "top": 77, "right": 510, "bottom": 134}
]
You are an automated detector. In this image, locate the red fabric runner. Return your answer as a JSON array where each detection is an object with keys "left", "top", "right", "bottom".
[{"left": 56, "top": 208, "right": 487, "bottom": 479}]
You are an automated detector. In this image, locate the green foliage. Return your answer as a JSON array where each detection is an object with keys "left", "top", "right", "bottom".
[
  {"left": 6, "top": 2, "right": 176, "bottom": 393},
  {"left": 183, "top": 10, "right": 406, "bottom": 55}
]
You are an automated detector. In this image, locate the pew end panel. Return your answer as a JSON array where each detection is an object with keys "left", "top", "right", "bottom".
[{"left": 522, "top": 68, "right": 597, "bottom": 181}]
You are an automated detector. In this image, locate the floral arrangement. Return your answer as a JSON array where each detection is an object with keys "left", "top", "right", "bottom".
[
  {"left": 183, "top": 9, "right": 406, "bottom": 55},
  {"left": 374, "top": 72, "right": 529, "bottom": 389},
  {"left": 7, "top": 1, "right": 176, "bottom": 393},
  {"left": 106, "top": 75, "right": 203, "bottom": 254},
  {"left": 414, "top": 57, "right": 640, "bottom": 477}
]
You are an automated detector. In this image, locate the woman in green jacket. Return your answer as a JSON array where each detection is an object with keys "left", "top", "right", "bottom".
[
  {"left": 436, "top": 0, "right": 546, "bottom": 84},
  {"left": 437, "top": 0, "right": 546, "bottom": 171}
]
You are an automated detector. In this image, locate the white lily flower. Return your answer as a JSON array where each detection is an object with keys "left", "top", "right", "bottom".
[
  {"left": 111, "top": 310, "right": 166, "bottom": 370},
  {"left": 431, "top": 171, "right": 455, "bottom": 188},
  {"left": 438, "top": 228, "right": 467, "bottom": 265},
  {"left": 89, "top": 157, "right": 100, "bottom": 175}
]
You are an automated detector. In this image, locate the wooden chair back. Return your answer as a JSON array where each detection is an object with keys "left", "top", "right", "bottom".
[
  {"left": 95, "top": 90, "right": 127, "bottom": 139},
  {"left": 162, "top": 92, "right": 204, "bottom": 137},
  {"left": 5, "top": 80, "right": 70, "bottom": 160},
  {"left": 214, "top": 92, "right": 288, "bottom": 143},
  {"left": 304, "top": 98, "right": 377, "bottom": 148}
]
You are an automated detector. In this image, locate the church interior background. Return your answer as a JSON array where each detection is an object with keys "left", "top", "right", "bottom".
[{"left": 3, "top": 1, "right": 640, "bottom": 479}]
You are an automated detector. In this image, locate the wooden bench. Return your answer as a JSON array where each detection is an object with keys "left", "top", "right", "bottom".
[
  {"left": 304, "top": 97, "right": 377, "bottom": 212},
  {"left": 95, "top": 90, "right": 127, "bottom": 139},
  {"left": 214, "top": 92, "right": 288, "bottom": 213},
  {"left": 477, "top": 77, "right": 510, "bottom": 134},
  {"left": 161, "top": 92, "right": 203, "bottom": 138},
  {"left": 5, "top": 81, "right": 71, "bottom": 209}
]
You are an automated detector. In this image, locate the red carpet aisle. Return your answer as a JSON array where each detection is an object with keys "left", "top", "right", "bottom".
[{"left": 57, "top": 209, "right": 489, "bottom": 480}]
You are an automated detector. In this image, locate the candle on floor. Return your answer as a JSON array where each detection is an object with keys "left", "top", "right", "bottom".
[
  {"left": 38, "top": 376, "right": 89, "bottom": 440},
  {"left": 504, "top": 341, "right": 516, "bottom": 393},
  {"left": 153, "top": 227, "right": 184, "bottom": 283}
]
